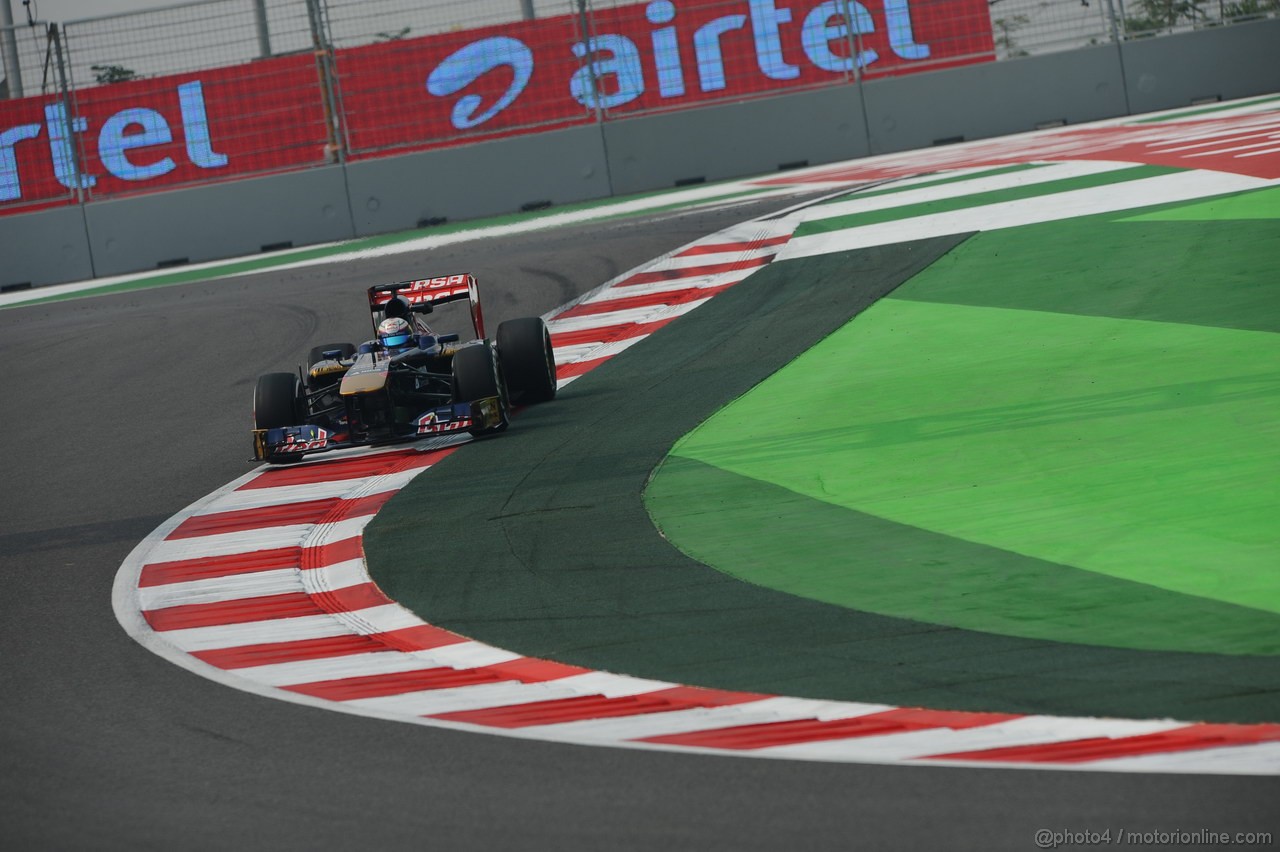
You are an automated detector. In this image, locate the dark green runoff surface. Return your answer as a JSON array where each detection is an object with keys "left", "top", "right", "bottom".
[
  {"left": 650, "top": 456, "right": 1280, "bottom": 656},
  {"left": 893, "top": 201, "right": 1280, "bottom": 333},
  {"left": 365, "top": 236, "right": 1280, "bottom": 723}
]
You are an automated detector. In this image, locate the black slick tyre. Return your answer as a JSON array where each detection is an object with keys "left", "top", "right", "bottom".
[
  {"left": 497, "top": 316, "right": 556, "bottom": 406},
  {"left": 452, "top": 344, "right": 508, "bottom": 436},
  {"left": 253, "top": 372, "right": 306, "bottom": 463}
]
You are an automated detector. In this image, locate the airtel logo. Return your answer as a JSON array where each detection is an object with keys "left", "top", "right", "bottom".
[
  {"left": 0, "top": 80, "right": 226, "bottom": 202},
  {"left": 425, "top": 0, "right": 930, "bottom": 129}
]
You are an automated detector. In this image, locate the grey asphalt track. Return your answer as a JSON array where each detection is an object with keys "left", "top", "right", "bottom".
[{"left": 1, "top": 196, "right": 1275, "bottom": 852}]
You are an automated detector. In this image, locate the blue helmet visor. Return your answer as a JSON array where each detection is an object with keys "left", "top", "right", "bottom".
[{"left": 381, "top": 333, "right": 412, "bottom": 348}]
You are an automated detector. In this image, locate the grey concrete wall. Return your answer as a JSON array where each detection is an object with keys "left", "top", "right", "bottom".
[
  {"left": 1, "top": 204, "right": 95, "bottom": 290},
  {"left": 602, "top": 85, "right": 869, "bottom": 196},
  {"left": 82, "top": 166, "right": 355, "bottom": 278},
  {"left": 345, "top": 125, "right": 612, "bottom": 237},
  {"left": 862, "top": 45, "right": 1131, "bottom": 155},
  {"left": 1119, "top": 19, "right": 1280, "bottom": 115}
]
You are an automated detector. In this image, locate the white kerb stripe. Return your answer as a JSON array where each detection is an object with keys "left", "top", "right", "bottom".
[
  {"left": 1082, "top": 742, "right": 1280, "bottom": 774},
  {"left": 212, "top": 468, "right": 428, "bottom": 513},
  {"left": 138, "top": 567, "right": 303, "bottom": 611},
  {"left": 518, "top": 697, "right": 894, "bottom": 741},
  {"left": 300, "top": 559, "right": 372, "bottom": 596},
  {"left": 779, "top": 171, "right": 1272, "bottom": 261},
  {"left": 760, "top": 716, "right": 1188, "bottom": 761},
  {"left": 233, "top": 641, "right": 519, "bottom": 688},
  {"left": 350, "top": 680, "right": 585, "bottom": 716},
  {"left": 802, "top": 160, "right": 1138, "bottom": 225},
  {"left": 158, "top": 613, "right": 358, "bottom": 652},
  {"left": 146, "top": 524, "right": 315, "bottom": 563},
  {"left": 546, "top": 299, "right": 710, "bottom": 335}
]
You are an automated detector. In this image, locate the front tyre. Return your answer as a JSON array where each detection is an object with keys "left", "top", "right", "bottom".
[
  {"left": 452, "top": 344, "right": 508, "bottom": 436},
  {"left": 497, "top": 316, "right": 556, "bottom": 406},
  {"left": 253, "top": 372, "right": 306, "bottom": 463}
]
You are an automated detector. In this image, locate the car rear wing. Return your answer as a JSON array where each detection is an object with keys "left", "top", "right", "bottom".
[{"left": 368, "top": 273, "right": 485, "bottom": 339}]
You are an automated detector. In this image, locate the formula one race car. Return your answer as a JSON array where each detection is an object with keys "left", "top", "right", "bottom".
[{"left": 252, "top": 273, "right": 556, "bottom": 464}]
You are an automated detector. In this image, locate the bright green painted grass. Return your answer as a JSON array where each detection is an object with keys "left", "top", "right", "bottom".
[
  {"left": 667, "top": 299, "right": 1280, "bottom": 617},
  {"left": 1121, "top": 185, "right": 1280, "bottom": 222},
  {"left": 649, "top": 188, "right": 1280, "bottom": 654}
]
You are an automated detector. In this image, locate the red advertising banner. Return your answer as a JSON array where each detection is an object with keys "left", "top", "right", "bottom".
[
  {"left": 336, "top": 15, "right": 594, "bottom": 156},
  {"left": 0, "top": 0, "right": 993, "bottom": 215},
  {"left": 0, "top": 53, "right": 330, "bottom": 214},
  {"left": 338, "top": 0, "right": 995, "bottom": 156}
]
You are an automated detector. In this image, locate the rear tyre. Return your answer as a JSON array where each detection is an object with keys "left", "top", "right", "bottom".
[
  {"left": 254, "top": 372, "right": 306, "bottom": 463},
  {"left": 452, "top": 344, "right": 508, "bottom": 436},
  {"left": 497, "top": 317, "right": 556, "bottom": 406}
]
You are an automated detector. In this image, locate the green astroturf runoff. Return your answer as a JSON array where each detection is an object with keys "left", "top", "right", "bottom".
[{"left": 647, "top": 186, "right": 1280, "bottom": 656}]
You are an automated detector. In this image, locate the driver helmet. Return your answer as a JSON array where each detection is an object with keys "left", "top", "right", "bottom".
[{"left": 377, "top": 317, "right": 413, "bottom": 350}]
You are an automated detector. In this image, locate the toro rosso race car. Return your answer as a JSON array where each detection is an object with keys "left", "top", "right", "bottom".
[{"left": 252, "top": 273, "right": 556, "bottom": 464}]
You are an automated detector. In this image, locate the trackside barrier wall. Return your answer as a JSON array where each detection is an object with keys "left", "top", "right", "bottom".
[
  {"left": 80, "top": 166, "right": 355, "bottom": 278},
  {"left": 861, "top": 44, "right": 1130, "bottom": 155},
  {"left": 0, "top": 205, "right": 94, "bottom": 286},
  {"left": 344, "top": 125, "right": 613, "bottom": 238},
  {"left": 602, "top": 85, "right": 871, "bottom": 196},
  {"left": 1, "top": 20, "right": 1278, "bottom": 290},
  {"left": 1119, "top": 20, "right": 1280, "bottom": 115}
]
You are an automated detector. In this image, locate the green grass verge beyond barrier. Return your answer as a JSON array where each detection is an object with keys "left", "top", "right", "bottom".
[{"left": 648, "top": 187, "right": 1280, "bottom": 655}]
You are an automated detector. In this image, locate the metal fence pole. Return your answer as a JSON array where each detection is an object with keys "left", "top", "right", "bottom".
[
  {"left": 306, "top": 0, "right": 346, "bottom": 162},
  {"left": 1103, "top": 0, "right": 1124, "bottom": 42},
  {"left": 520, "top": 0, "right": 535, "bottom": 20},
  {"left": 575, "top": 0, "right": 603, "bottom": 124},
  {"left": 48, "top": 23, "right": 88, "bottom": 202},
  {"left": 253, "top": 0, "right": 272, "bottom": 58},
  {"left": 1, "top": 0, "right": 23, "bottom": 98}
]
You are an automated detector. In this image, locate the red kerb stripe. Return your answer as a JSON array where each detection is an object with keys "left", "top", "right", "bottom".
[
  {"left": 168, "top": 492, "right": 393, "bottom": 540},
  {"left": 238, "top": 448, "right": 443, "bottom": 490},
  {"left": 639, "top": 708, "right": 1018, "bottom": 750},
  {"left": 434, "top": 685, "right": 766, "bottom": 729},
  {"left": 550, "top": 317, "right": 677, "bottom": 350},
  {"left": 554, "top": 283, "right": 729, "bottom": 320},
  {"left": 311, "top": 582, "right": 393, "bottom": 614},
  {"left": 555, "top": 354, "right": 612, "bottom": 382},
  {"left": 613, "top": 255, "right": 771, "bottom": 288},
  {"left": 192, "top": 624, "right": 467, "bottom": 670},
  {"left": 139, "top": 537, "right": 362, "bottom": 588},
  {"left": 194, "top": 633, "right": 392, "bottom": 669},
  {"left": 925, "top": 723, "right": 1280, "bottom": 764},
  {"left": 287, "top": 665, "right": 507, "bottom": 700},
  {"left": 144, "top": 592, "right": 321, "bottom": 631},
  {"left": 304, "top": 536, "right": 364, "bottom": 569},
  {"left": 285, "top": 656, "right": 592, "bottom": 701},
  {"left": 139, "top": 547, "right": 301, "bottom": 587},
  {"left": 675, "top": 235, "right": 790, "bottom": 256}
]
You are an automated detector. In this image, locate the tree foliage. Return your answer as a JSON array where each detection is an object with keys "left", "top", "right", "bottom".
[{"left": 91, "top": 64, "right": 138, "bottom": 84}]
